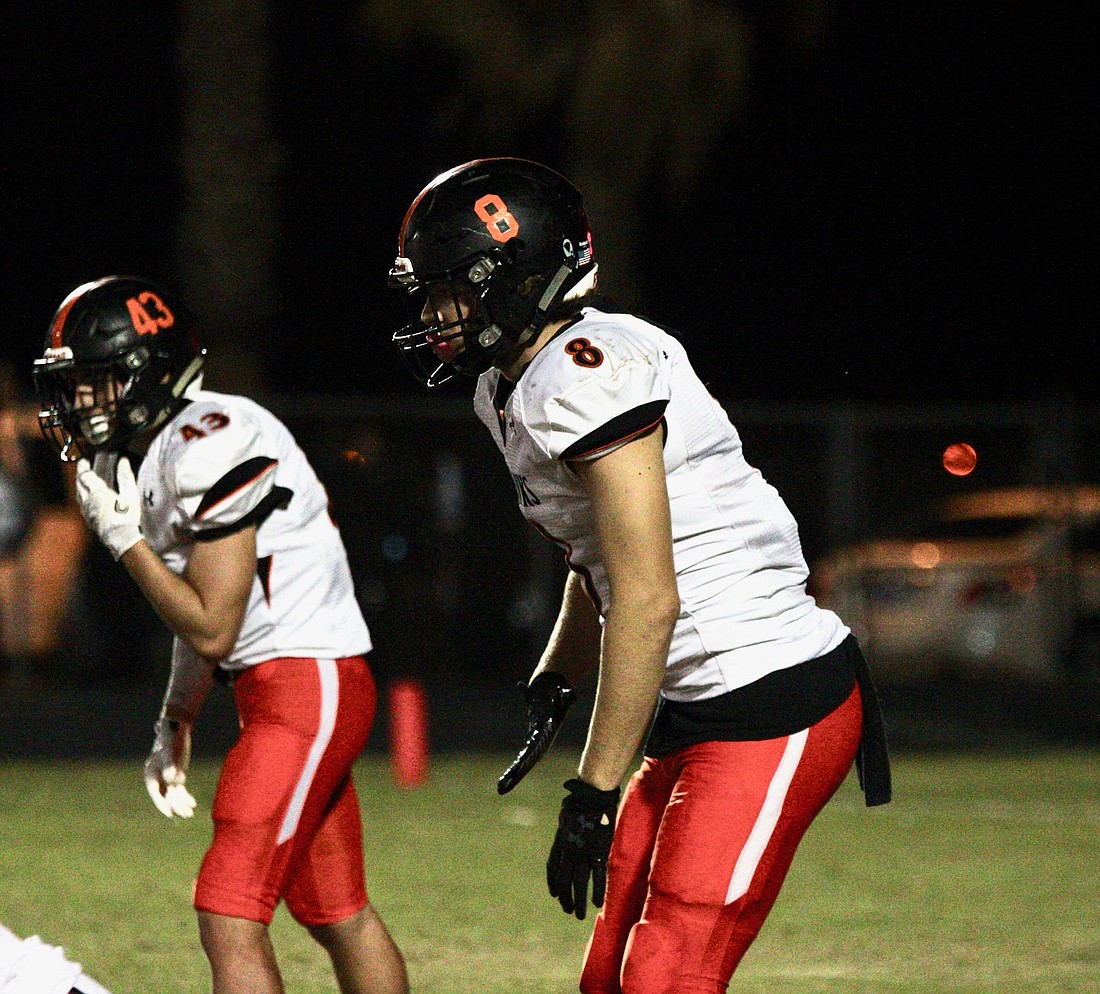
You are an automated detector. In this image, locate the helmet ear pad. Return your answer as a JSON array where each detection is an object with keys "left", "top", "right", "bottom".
[
  {"left": 476, "top": 257, "right": 547, "bottom": 344},
  {"left": 476, "top": 250, "right": 587, "bottom": 353}
]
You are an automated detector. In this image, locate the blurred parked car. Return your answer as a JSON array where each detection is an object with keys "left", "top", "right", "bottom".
[{"left": 812, "top": 486, "right": 1100, "bottom": 683}]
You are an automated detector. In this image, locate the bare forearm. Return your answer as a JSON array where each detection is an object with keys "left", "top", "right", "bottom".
[
  {"left": 161, "top": 639, "right": 217, "bottom": 722},
  {"left": 577, "top": 597, "right": 675, "bottom": 791},
  {"left": 119, "top": 542, "right": 232, "bottom": 659},
  {"left": 531, "top": 571, "right": 602, "bottom": 688}
]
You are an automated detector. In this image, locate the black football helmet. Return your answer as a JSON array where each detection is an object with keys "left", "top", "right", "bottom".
[
  {"left": 33, "top": 276, "right": 206, "bottom": 461},
  {"left": 389, "top": 157, "right": 597, "bottom": 387}
]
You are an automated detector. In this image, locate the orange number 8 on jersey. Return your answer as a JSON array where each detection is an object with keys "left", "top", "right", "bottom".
[
  {"left": 474, "top": 194, "right": 520, "bottom": 243},
  {"left": 565, "top": 337, "right": 604, "bottom": 368}
]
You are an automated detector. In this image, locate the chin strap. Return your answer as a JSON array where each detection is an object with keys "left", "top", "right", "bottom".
[
  {"left": 515, "top": 258, "right": 596, "bottom": 352},
  {"left": 520, "top": 262, "right": 578, "bottom": 345},
  {"left": 146, "top": 357, "right": 205, "bottom": 434}
]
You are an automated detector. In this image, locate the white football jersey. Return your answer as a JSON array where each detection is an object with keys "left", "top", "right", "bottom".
[
  {"left": 137, "top": 389, "right": 371, "bottom": 670},
  {"left": 474, "top": 308, "right": 847, "bottom": 701},
  {"left": 0, "top": 923, "right": 111, "bottom": 994}
]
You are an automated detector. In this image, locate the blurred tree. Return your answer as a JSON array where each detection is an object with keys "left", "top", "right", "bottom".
[
  {"left": 357, "top": 0, "right": 770, "bottom": 309},
  {"left": 562, "top": 0, "right": 751, "bottom": 308},
  {"left": 176, "top": 0, "right": 283, "bottom": 394}
]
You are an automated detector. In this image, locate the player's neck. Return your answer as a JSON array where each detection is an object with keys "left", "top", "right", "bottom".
[{"left": 498, "top": 317, "right": 572, "bottom": 382}]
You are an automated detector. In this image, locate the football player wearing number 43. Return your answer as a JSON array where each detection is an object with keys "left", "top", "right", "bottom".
[
  {"left": 33, "top": 277, "right": 408, "bottom": 994},
  {"left": 389, "top": 158, "right": 892, "bottom": 993}
]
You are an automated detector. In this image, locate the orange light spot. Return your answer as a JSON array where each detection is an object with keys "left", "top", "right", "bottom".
[
  {"left": 943, "top": 442, "right": 977, "bottom": 476},
  {"left": 911, "top": 542, "right": 942, "bottom": 569}
]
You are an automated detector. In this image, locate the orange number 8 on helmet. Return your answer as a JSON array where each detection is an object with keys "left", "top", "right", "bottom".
[{"left": 474, "top": 194, "right": 520, "bottom": 243}]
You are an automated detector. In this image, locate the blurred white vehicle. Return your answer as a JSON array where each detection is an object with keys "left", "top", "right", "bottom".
[{"left": 812, "top": 486, "right": 1100, "bottom": 683}]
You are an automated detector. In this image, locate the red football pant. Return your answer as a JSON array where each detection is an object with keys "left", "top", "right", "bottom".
[
  {"left": 580, "top": 685, "right": 863, "bottom": 994},
  {"left": 193, "top": 655, "right": 376, "bottom": 926}
]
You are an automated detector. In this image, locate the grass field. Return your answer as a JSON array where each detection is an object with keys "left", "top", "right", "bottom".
[{"left": 1, "top": 749, "right": 1097, "bottom": 993}]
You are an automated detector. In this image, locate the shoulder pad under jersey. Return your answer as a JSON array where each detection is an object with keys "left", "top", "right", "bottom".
[
  {"left": 529, "top": 325, "right": 671, "bottom": 460},
  {"left": 171, "top": 401, "right": 278, "bottom": 535}
]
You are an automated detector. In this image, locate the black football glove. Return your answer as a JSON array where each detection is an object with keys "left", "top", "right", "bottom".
[
  {"left": 546, "top": 778, "right": 620, "bottom": 920},
  {"left": 497, "top": 671, "right": 577, "bottom": 795}
]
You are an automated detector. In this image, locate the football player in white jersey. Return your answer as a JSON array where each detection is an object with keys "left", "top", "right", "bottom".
[
  {"left": 0, "top": 922, "right": 111, "bottom": 994},
  {"left": 389, "top": 159, "right": 891, "bottom": 992},
  {"left": 33, "top": 277, "right": 408, "bottom": 994}
]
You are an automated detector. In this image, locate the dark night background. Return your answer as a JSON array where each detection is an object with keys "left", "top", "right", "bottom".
[
  {"left": 1, "top": 17, "right": 1097, "bottom": 986},
  {"left": 1, "top": 3, "right": 1098, "bottom": 760},
  {"left": 1, "top": 2, "right": 1094, "bottom": 407}
]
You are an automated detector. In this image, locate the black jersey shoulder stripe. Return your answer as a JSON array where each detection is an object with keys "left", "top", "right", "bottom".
[
  {"left": 195, "top": 456, "right": 278, "bottom": 520},
  {"left": 193, "top": 485, "right": 293, "bottom": 542},
  {"left": 559, "top": 400, "right": 668, "bottom": 461}
]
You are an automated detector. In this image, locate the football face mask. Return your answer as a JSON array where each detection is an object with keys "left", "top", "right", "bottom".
[
  {"left": 34, "top": 351, "right": 146, "bottom": 462},
  {"left": 391, "top": 269, "right": 500, "bottom": 388}
]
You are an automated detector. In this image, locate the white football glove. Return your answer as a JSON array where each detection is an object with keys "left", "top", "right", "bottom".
[
  {"left": 144, "top": 716, "right": 197, "bottom": 819},
  {"left": 75, "top": 456, "right": 143, "bottom": 560}
]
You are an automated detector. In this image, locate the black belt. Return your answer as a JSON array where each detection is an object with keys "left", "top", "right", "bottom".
[{"left": 645, "top": 634, "right": 892, "bottom": 807}]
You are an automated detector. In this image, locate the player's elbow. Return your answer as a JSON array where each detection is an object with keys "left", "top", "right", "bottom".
[
  {"left": 184, "top": 623, "right": 237, "bottom": 662},
  {"left": 630, "top": 584, "right": 680, "bottom": 634},
  {"left": 183, "top": 602, "right": 246, "bottom": 661},
  {"left": 653, "top": 589, "right": 682, "bottom": 632}
]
